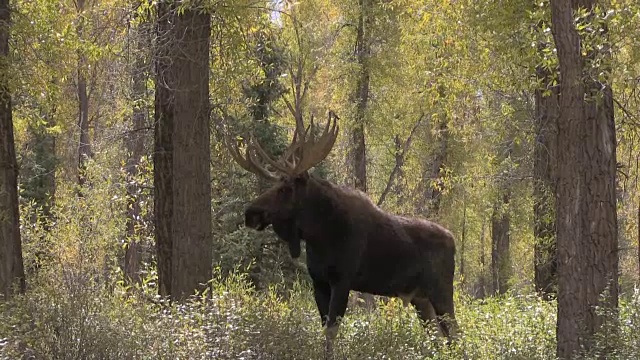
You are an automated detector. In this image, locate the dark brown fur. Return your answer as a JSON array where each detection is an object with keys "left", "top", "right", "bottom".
[{"left": 245, "top": 172, "right": 458, "bottom": 338}]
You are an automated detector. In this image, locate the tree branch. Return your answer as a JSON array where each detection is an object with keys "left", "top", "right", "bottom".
[{"left": 377, "top": 113, "right": 426, "bottom": 206}]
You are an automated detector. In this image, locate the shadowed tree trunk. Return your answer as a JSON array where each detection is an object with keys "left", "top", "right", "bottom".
[
  {"left": 154, "top": 4, "right": 212, "bottom": 300},
  {"left": 491, "top": 192, "right": 510, "bottom": 295},
  {"left": 475, "top": 220, "right": 487, "bottom": 299},
  {"left": 348, "top": 0, "right": 374, "bottom": 309},
  {"left": 533, "top": 20, "right": 559, "bottom": 300},
  {"left": 21, "top": 107, "right": 56, "bottom": 274},
  {"left": 23, "top": 108, "right": 56, "bottom": 220},
  {"left": 551, "top": 1, "right": 618, "bottom": 357},
  {"left": 533, "top": 61, "right": 559, "bottom": 299},
  {"left": 124, "top": 16, "right": 151, "bottom": 285},
  {"left": 0, "top": 0, "right": 25, "bottom": 299}
]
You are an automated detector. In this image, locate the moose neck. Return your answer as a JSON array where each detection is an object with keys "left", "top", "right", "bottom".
[{"left": 295, "top": 176, "right": 347, "bottom": 246}]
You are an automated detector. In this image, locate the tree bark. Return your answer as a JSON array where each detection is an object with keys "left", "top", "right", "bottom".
[
  {"left": 0, "top": 0, "right": 25, "bottom": 299},
  {"left": 124, "top": 17, "right": 150, "bottom": 285},
  {"left": 491, "top": 192, "right": 510, "bottom": 295},
  {"left": 350, "top": 0, "right": 370, "bottom": 193},
  {"left": 154, "top": 3, "right": 212, "bottom": 300},
  {"left": 533, "top": 60, "right": 559, "bottom": 299},
  {"left": 551, "top": 1, "right": 619, "bottom": 357}
]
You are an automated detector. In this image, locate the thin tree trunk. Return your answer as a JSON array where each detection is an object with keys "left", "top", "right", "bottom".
[
  {"left": 460, "top": 199, "right": 466, "bottom": 287},
  {"left": 124, "top": 18, "right": 150, "bottom": 285},
  {"left": 418, "top": 117, "right": 448, "bottom": 216},
  {"left": 154, "top": 4, "right": 212, "bottom": 300},
  {"left": 392, "top": 135, "right": 405, "bottom": 203},
  {"left": 23, "top": 105, "right": 56, "bottom": 219},
  {"left": 76, "top": 0, "right": 91, "bottom": 187},
  {"left": 491, "top": 192, "right": 510, "bottom": 295},
  {"left": 21, "top": 107, "right": 56, "bottom": 274},
  {"left": 551, "top": 1, "right": 618, "bottom": 357},
  {"left": 477, "top": 220, "right": 487, "bottom": 299},
  {"left": 0, "top": 0, "right": 25, "bottom": 298},
  {"left": 350, "top": 0, "right": 370, "bottom": 193},
  {"left": 533, "top": 58, "right": 559, "bottom": 299}
]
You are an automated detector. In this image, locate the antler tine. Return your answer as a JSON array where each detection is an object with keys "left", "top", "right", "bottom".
[
  {"left": 279, "top": 128, "right": 303, "bottom": 168},
  {"left": 249, "top": 134, "right": 293, "bottom": 175},
  {"left": 279, "top": 119, "right": 313, "bottom": 169},
  {"left": 320, "top": 112, "right": 339, "bottom": 156},
  {"left": 291, "top": 111, "right": 339, "bottom": 175},
  {"left": 221, "top": 132, "right": 280, "bottom": 180}
]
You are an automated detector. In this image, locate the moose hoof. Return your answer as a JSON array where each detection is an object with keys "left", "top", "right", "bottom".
[{"left": 323, "top": 325, "right": 339, "bottom": 340}]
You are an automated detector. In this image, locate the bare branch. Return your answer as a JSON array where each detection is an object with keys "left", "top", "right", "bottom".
[{"left": 377, "top": 113, "right": 426, "bottom": 206}]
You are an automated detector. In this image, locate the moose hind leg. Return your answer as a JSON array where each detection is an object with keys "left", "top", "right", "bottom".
[
  {"left": 411, "top": 297, "right": 443, "bottom": 336},
  {"left": 428, "top": 294, "right": 458, "bottom": 340}
]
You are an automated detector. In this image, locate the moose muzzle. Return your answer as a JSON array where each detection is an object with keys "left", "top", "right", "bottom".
[{"left": 245, "top": 207, "right": 271, "bottom": 231}]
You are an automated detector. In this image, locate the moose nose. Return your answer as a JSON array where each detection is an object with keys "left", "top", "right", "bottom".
[{"left": 245, "top": 207, "right": 270, "bottom": 230}]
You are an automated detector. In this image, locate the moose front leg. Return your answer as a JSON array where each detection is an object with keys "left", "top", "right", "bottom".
[
  {"left": 311, "top": 276, "right": 331, "bottom": 326},
  {"left": 324, "top": 282, "right": 350, "bottom": 359}
]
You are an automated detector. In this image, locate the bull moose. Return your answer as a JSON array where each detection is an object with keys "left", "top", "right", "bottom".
[{"left": 223, "top": 111, "right": 458, "bottom": 353}]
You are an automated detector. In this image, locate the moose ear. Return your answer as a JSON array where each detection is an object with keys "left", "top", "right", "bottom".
[{"left": 294, "top": 171, "right": 309, "bottom": 185}]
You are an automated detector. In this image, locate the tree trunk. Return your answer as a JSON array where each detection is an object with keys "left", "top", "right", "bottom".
[
  {"left": 0, "top": 0, "right": 25, "bottom": 299},
  {"left": 392, "top": 135, "right": 405, "bottom": 202},
  {"left": 124, "top": 17, "right": 150, "bottom": 285},
  {"left": 154, "top": 4, "right": 212, "bottom": 300},
  {"left": 418, "top": 117, "right": 448, "bottom": 216},
  {"left": 460, "top": 199, "right": 466, "bottom": 287},
  {"left": 76, "top": 0, "right": 91, "bottom": 188},
  {"left": 533, "top": 61, "right": 559, "bottom": 300},
  {"left": 348, "top": 0, "right": 374, "bottom": 308},
  {"left": 476, "top": 220, "right": 487, "bottom": 299},
  {"left": 491, "top": 192, "right": 510, "bottom": 295},
  {"left": 551, "top": 1, "right": 619, "bottom": 357},
  {"left": 350, "top": 0, "right": 370, "bottom": 193},
  {"left": 23, "top": 109, "right": 56, "bottom": 219}
]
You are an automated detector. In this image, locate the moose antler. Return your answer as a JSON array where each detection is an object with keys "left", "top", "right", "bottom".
[
  {"left": 223, "top": 111, "right": 339, "bottom": 179},
  {"left": 289, "top": 111, "right": 339, "bottom": 174},
  {"left": 221, "top": 131, "right": 280, "bottom": 181}
]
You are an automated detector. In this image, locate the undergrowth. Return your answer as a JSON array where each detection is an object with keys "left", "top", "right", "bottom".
[
  {"left": 2, "top": 267, "right": 640, "bottom": 359},
  {"left": 2, "top": 165, "right": 639, "bottom": 359}
]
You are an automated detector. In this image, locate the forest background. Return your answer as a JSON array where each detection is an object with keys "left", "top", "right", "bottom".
[{"left": 1, "top": 0, "right": 640, "bottom": 359}]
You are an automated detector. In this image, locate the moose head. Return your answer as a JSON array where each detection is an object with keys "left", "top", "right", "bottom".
[{"left": 222, "top": 112, "right": 339, "bottom": 258}]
